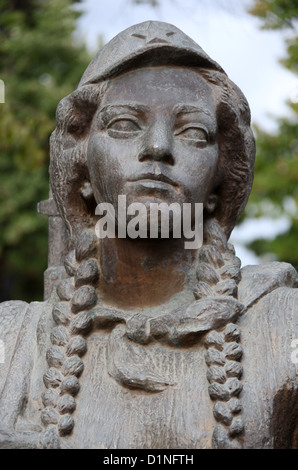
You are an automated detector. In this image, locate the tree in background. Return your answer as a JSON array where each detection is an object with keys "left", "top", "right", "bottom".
[
  {"left": 245, "top": 0, "right": 298, "bottom": 269},
  {"left": 0, "top": 0, "right": 92, "bottom": 301},
  {"left": 1, "top": 0, "right": 297, "bottom": 303}
]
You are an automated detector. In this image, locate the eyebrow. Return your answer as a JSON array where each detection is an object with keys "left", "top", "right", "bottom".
[
  {"left": 98, "top": 104, "right": 149, "bottom": 114},
  {"left": 98, "top": 103, "right": 213, "bottom": 116},
  {"left": 173, "top": 104, "right": 213, "bottom": 117}
]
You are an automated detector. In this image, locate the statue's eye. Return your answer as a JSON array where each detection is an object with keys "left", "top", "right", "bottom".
[
  {"left": 176, "top": 126, "right": 208, "bottom": 143},
  {"left": 107, "top": 118, "right": 141, "bottom": 135}
]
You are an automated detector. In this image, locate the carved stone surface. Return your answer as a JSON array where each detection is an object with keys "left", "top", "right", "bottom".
[{"left": 0, "top": 21, "right": 297, "bottom": 449}]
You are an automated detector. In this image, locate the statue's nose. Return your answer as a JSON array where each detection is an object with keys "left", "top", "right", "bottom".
[{"left": 138, "top": 121, "right": 174, "bottom": 165}]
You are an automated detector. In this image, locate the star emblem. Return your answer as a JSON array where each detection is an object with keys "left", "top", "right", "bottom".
[{"left": 131, "top": 21, "right": 175, "bottom": 45}]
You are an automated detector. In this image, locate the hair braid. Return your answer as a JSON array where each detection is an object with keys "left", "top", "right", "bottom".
[
  {"left": 39, "top": 229, "right": 99, "bottom": 448},
  {"left": 39, "top": 219, "right": 244, "bottom": 448},
  {"left": 196, "top": 218, "right": 244, "bottom": 449}
]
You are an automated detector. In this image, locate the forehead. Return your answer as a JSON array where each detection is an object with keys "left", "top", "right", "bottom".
[{"left": 100, "top": 66, "right": 215, "bottom": 110}]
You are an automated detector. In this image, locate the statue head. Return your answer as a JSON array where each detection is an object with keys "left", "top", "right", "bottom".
[{"left": 50, "top": 20, "right": 255, "bottom": 244}]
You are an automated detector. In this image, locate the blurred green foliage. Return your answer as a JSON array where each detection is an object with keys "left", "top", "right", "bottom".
[
  {"left": 0, "top": 0, "right": 92, "bottom": 301},
  {"left": 245, "top": 0, "right": 298, "bottom": 269},
  {"left": 0, "top": 0, "right": 297, "bottom": 303},
  {"left": 249, "top": 0, "right": 298, "bottom": 73}
]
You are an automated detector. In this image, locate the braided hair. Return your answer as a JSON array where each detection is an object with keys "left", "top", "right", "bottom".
[
  {"left": 39, "top": 229, "right": 99, "bottom": 448},
  {"left": 198, "top": 219, "right": 244, "bottom": 448},
  {"left": 40, "top": 59, "right": 255, "bottom": 448}
]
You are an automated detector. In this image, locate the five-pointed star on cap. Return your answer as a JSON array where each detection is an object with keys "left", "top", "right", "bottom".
[{"left": 131, "top": 22, "right": 175, "bottom": 45}]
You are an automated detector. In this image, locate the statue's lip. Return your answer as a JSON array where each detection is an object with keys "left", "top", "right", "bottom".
[{"left": 128, "top": 173, "right": 178, "bottom": 187}]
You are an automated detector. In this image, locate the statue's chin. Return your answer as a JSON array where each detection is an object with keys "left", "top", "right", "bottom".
[{"left": 114, "top": 211, "right": 183, "bottom": 239}]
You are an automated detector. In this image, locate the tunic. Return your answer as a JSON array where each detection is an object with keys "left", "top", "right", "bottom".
[{"left": 0, "top": 262, "right": 297, "bottom": 449}]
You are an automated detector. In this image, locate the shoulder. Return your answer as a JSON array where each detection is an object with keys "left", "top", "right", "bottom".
[
  {"left": 0, "top": 300, "right": 51, "bottom": 386},
  {"left": 0, "top": 300, "right": 48, "bottom": 362},
  {"left": 0, "top": 301, "right": 30, "bottom": 391},
  {"left": 238, "top": 261, "right": 298, "bottom": 346},
  {"left": 239, "top": 262, "right": 297, "bottom": 386},
  {"left": 238, "top": 261, "right": 298, "bottom": 309},
  {"left": 237, "top": 263, "right": 298, "bottom": 447},
  {"left": 0, "top": 300, "right": 29, "bottom": 330},
  {"left": 0, "top": 300, "right": 50, "bottom": 418},
  {"left": 0, "top": 300, "right": 53, "bottom": 448}
]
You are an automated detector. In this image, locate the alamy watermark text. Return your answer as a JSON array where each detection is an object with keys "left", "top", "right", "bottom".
[{"left": 95, "top": 196, "right": 203, "bottom": 249}]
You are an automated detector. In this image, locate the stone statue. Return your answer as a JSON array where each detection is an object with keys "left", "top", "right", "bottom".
[{"left": 0, "top": 21, "right": 297, "bottom": 449}]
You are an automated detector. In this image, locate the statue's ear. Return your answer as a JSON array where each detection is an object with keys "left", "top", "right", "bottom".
[
  {"left": 54, "top": 86, "right": 101, "bottom": 151},
  {"left": 205, "top": 193, "right": 217, "bottom": 214}
]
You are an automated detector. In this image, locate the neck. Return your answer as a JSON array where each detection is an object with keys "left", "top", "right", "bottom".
[{"left": 98, "top": 236, "right": 197, "bottom": 310}]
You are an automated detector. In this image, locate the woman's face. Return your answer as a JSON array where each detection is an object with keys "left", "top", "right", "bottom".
[{"left": 87, "top": 66, "right": 219, "bottom": 222}]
